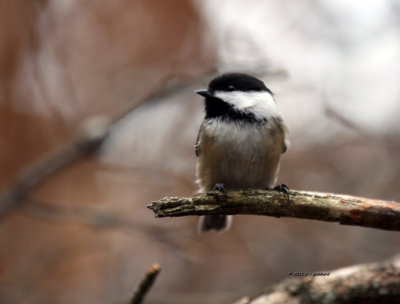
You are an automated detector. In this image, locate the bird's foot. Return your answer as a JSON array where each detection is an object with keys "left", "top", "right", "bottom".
[
  {"left": 273, "top": 183, "right": 289, "bottom": 194},
  {"left": 213, "top": 183, "right": 227, "bottom": 193},
  {"left": 269, "top": 183, "right": 290, "bottom": 202}
]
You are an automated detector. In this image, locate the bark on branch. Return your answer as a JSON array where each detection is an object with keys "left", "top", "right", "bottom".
[
  {"left": 147, "top": 190, "right": 400, "bottom": 231},
  {"left": 233, "top": 255, "right": 400, "bottom": 304},
  {"left": 130, "top": 263, "right": 161, "bottom": 304}
]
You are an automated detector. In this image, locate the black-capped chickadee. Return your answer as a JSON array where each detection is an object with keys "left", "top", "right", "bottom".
[{"left": 195, "top": 73, "right": 289, "bottom": 233}]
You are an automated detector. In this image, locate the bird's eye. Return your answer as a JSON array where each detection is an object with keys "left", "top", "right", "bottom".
[{"left": 227, "top": 85, "right": 235, "bottom": 91}]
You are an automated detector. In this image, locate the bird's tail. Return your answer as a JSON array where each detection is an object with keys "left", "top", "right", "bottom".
[{"left": 198, "top": 215, "right": 233, "bottom": 233}]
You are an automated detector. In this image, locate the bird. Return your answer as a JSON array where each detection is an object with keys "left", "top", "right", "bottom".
[{"left": 195, "top": 72, "right": 289, "bottom": 233}]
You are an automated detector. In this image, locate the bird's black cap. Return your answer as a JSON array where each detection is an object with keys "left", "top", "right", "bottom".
[{"left": 207, "top": 73, "right": 273, "bottom": 94}]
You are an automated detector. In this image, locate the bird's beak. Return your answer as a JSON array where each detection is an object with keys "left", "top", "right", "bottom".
[{"left": 196, "top": 89, "right": 213, "bottom": 98}]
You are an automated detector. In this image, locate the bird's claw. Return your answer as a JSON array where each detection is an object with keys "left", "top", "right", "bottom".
[
  {"left": 272, "top": 183, "right": 290, "bottom": 202},
  {"left": 273, "top": 183, "right": 289, "bottom": 194},
  {"left": 213, "top": 183, "right": 227, "bottom": 193}
]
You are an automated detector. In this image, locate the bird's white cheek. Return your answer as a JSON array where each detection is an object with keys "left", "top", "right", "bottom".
[{"left": 213, "top": 91, "right": 281, "bottom": 119}]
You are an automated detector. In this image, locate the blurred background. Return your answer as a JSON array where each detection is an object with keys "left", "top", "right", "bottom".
[{"left": 1, "top": 0, "right": 400, "bottom": 303}]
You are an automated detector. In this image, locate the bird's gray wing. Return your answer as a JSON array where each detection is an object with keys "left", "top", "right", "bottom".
[
  {"left": 272, "top": 116, "right": 289, "bottom": 154},
  {"left": 195, "top": 124, "right": 202, "bottom": 157}
]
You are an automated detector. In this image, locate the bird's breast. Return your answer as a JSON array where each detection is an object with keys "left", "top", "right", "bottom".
[{"left": 196, "top": 119, "right": 284, "bottom": 191}]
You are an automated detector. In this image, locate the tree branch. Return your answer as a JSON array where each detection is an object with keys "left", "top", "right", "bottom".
[
  {"left": 130, "top": 263, "right": 161, "bottom": 304},
  {"left": 0, "top": 71, "right": 215, "bottom": 220},
  {"left": 0, "top": 116, "right": 110, "bottom": 219},
  {"left": 233, "top": 255, "right": 400, "bottom": 304},
  {"left": 147, "top": 190, "right": 400, "bottom": 231}
]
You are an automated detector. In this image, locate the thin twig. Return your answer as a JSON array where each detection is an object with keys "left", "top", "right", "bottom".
[
  {"left": 130, "top": 263, "right": 161, "bottom": 304},
  {"left": 148, "top": 189, "right": 400, "bottom": 231}
]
